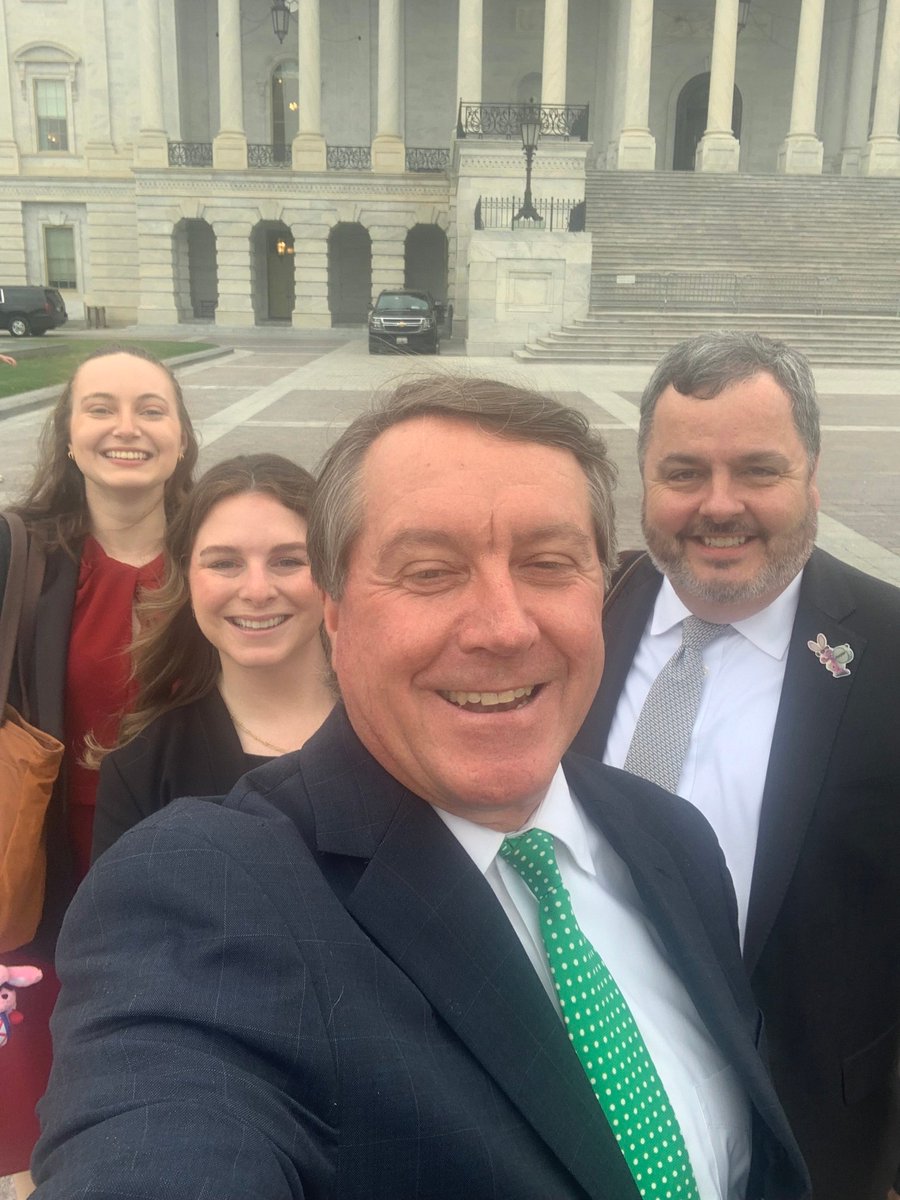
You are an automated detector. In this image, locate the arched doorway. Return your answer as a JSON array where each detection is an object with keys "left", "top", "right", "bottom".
[
  {"left": 516, "top": 72, "right": 542, "bottom": 105},
  {"left": 673, "top": 73, "right": 743, "bottom": 171},
  {"left": 404, "top": 225, "right": 448, "bottom": 303},
  {"left": 271, "top": 59, "right": 298, "bottom": 163},
  {"left": 327, "top": 223, "right": 372, "bottom": 325},
  {"left": 250, "top": 220, "right": 295, "bottom": 322},
  {"left": 172, "top": 218, "right": 217, "bottom": 322}
]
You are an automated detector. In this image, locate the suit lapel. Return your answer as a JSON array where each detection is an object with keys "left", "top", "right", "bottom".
[
  {"left": 304, "top": 710, "right": 640, "bottom": 1200},
  {"left": 573, "top": 558, "right": 661, "bottom": 756},
  {"left": 744, "top": 550, "right": 863, "bottom": 974}
]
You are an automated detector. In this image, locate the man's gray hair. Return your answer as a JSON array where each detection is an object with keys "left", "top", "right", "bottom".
[
  {"left": 309, "top": 374, "right": 618, "bottom": 599},
  {"left": 637, "top": 331, "right": 821, "bottom": 468}
]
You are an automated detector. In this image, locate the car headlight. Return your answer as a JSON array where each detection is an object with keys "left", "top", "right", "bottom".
[
  {"left": 421, "top": 318, "right": 434, "bottom": 329},
  {"left": 370, "top": 317, "right": 385, "bottom": 329}
]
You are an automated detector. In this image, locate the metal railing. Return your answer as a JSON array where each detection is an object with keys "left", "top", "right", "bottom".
[
  {"left": 405, "top": 146, "right": 451, "bottom": 172},
  {"left": 458, "top": 102, "right": 589, "bottom": 141},
  {"left": 475, "top": 195, "right": 585, "bottom": 232},
  {"left": 590, "top": 271, "right": 900, "bottom": 315},
  {"left": 168, "top": 141, "right": 213, "bottom": 167},
  {"left": 326, "top": 144, "right": 372, "bottom": 170},
  {"left": 248, "top": 142, "right": 291, "bottom": 168}
]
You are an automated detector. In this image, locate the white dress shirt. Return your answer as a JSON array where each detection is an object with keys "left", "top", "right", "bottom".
[
  {"left": 603, "top": 573, "right": 802, "bottom": 943},
  {"left": 437, "top": 768, "right": 751, "bottom": 1200}
]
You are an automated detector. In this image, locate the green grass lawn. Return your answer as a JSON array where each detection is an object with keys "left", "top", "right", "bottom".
[{"left": 0, "top": 338, "right": 217, "bottom": 400}]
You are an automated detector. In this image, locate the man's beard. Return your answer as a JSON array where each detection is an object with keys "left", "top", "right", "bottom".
[{"left": 641, "top": 502, "right": 818, "bottom": 610}]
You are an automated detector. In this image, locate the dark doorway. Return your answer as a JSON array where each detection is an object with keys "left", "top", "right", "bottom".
[
  {"left": 327, "top": 223, "right": 372, "bottom": 325},
  {"left": 673, "top": 73, "right": 743, "bottom": 171},
  {"left": 404, "top": 225, "right": 448, "bottom": 303}
]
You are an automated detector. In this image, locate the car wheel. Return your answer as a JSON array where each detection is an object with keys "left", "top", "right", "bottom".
[
  {"left": 9, "top": 316, "right": 30, "bottom": 338},
  {"left": 368, "top": 340, "right": 380, "bottom": 355}
]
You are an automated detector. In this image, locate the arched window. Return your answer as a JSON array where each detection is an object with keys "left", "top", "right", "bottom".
[{"left": 271, "top": 60, "right": 299, "bottom": 159}]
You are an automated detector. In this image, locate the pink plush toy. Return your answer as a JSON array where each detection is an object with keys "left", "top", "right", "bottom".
[{"left": 0, "top": 965, "right": 43, "bottom": 1047}]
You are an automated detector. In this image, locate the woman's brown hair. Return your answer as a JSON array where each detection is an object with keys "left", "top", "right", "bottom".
[{"left": 12, "top": 344, "right": 198, "bottom": 553}]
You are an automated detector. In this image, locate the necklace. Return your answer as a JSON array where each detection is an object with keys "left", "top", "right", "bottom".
[{"left": 227, "top": 711, "right": 291, "bottom": 756}]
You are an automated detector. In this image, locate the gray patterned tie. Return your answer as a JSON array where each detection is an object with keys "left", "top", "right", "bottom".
[{"left": 623, "top": 616, "right": 730, "bottom": 793}]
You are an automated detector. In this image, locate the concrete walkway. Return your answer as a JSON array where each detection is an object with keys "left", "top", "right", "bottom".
[{"left": 1, "top": 324, "right": 899, "bottom": 585}]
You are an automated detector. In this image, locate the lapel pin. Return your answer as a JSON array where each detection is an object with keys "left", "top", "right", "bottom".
[{"left": 807, "top": 633, "right": 854, "bottom": 678}]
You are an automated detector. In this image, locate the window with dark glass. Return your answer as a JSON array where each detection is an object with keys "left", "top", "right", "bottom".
[
  {"left": 46, "top": 226, "right": 76, "bottom": 288},
  {"left": 35, "top": 79, "right": 68, "bottom": 151}
]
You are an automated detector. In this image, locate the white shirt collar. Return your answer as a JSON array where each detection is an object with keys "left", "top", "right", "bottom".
[
  {"left": 651, "top": 568, "right": 804, "bottom": 662},
  {"left": 435, "top": 764, "right": 597, "bottom": 878}
]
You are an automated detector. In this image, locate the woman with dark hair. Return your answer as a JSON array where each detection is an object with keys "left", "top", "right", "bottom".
[
  {"left": 0, "top": 345, "right": 197, "bottom": 1197},
  {"left": 91, "top": 453, "right": 334, "bottom": 862}
]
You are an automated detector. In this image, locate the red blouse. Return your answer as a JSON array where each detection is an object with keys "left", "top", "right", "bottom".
[{"left": 64, "top": 534, "right": 164, "bottom": 882}]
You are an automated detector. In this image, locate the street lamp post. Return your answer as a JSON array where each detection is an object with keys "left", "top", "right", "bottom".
[{"left": 514, "top": 105, "right": 543, "bottom": 223}]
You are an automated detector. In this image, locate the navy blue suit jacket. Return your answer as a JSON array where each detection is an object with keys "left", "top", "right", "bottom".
[
  {"left": 33, "top": 706, "right": 808, "bottom": 1199},
  {"left": 573, "top": 547, "right": 900, "bottom": 1199}
]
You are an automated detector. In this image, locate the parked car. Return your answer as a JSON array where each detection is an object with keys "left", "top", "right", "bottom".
[
  {"left": 0, "top": 285, "right": 68, "bottom": 338},
  {"left": 368, "top": 289, "right": 440, "bottom": 354}
]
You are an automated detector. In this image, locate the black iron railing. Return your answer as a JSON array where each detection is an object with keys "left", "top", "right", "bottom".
[
  {"left": 168, "top": 141, "right": 213, "bottom": 167},
  {"left": 406, "top": 146, "right": 451, "bottom": 172},
  {"left": 326, "top": 145, "right": 372, "bottom": 170},
  {"left": 474, "top": 195, "right": 585, "bottom": 232},
  {"left": 248, "top": 142, "right": 292, "bottom": 168},
  {"left": 457, "top": 102, "right": 589, "bottom": 141},
  {"left": 590, "top": 271, "right": 900, "bottom": 315}
]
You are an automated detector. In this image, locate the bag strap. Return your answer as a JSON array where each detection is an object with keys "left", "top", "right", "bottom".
[{"left": 0, "top": 512, "right": 46, "bottom": 722}]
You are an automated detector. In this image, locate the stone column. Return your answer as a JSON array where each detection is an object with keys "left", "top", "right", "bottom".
[
  {"left": 777, "top": 0, "right": 826, "bottom": 173},
  {"left": 613, "top": 0, "right": 656, "bottom": 169},
  {"left": 456, "top": 0, "right": 483, "bottom": 132},
  {"left": 605, "top": 0, "right": 630, "bottom": 165},
  {"left": 134, "top": 0, "right": 169, "bottom": 167},
  {"left": 542, "top": 0, "right": 568, "bottom": 106},
  {"left": 819, "top": 0, "right": 854, "bottom": 172},
  {"left": 293, "top": 0, "right": 326, "bottom": 170},
  {"left": 841, "top": 0, "right": 880, "bottom": 174},
  {"left": 0, "top": 2, "right": 19, "bottom": 173},
  {"left": 213, "top": 219, "right": 255, "bottom": 325},
  {"left": 372, "top": 0, "right": 405, "bottom": 172},
  {"left": 370, "top": 223, "right": 406, "bottom": 296},
  {"left": 696, "top": 0, "right": 740, "bottom": 171},
  {"left": 292, "top": 217, "right": 330, "bottom": 328},
  {"left": 213, "top": 0, "right": 248, "bottom": 169},
  {"left": 82, "top": 0, "right": 118, "bottom": 172},
  {"left": 862, "top": 0, "right": 900, "bottom": 175}
]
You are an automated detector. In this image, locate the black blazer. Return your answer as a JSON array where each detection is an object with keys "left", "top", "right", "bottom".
[
  {"left": 33, "top": 706, "right": 809, "bottom": 1199},
  {"left": 573, "top": 547, "right": 900, "bottom": 1198},
  {"left": 0, "top": 519, "right": 79, "bottom": 956},
  {"left": 92, "top": 689, "right": 247, "bottom": 862}
]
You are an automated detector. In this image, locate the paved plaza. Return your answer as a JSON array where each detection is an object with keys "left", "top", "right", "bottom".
[{"left": 1, "top": 326, "right": 899, "bottom": 585}]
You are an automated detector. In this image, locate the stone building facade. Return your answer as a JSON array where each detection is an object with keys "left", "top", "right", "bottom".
[{"left": 0, "top": 0, "right": 897, "bottom": 340}]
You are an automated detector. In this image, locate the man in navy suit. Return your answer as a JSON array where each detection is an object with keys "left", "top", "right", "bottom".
[
  {"left": 573, "top": 332, "right": 900, "bottom": 1200},
  {"left": 33, "top": 376, "right": 808, "bottom": 1199}
]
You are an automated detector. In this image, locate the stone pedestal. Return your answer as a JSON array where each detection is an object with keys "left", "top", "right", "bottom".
[
  {"left": 0, "top": 140, "right": 20, "bottom": 174},
  {"left": 861, "top": 137, "right": 900, "bottom": 176},
  {"left": 777, "top": 133, "right": 824, "bottom": 174},
  {"left": 372, "top": 134, "right": 405, "bottom": 173},
  {"left": 613, "top": 129, "right": 656, "bottom": 170},
  {"left": 695, "top": 132, "right": 740, "bottom": 172},
  {"left": 134, "top": 130, "right": 169, "bottom": 168},
  {"left": 85, "top": 141, "right": 122, "bottom": 174},
  {"left": 212, "top": 132, "right": 248, "bottom": 170},
  {"left": 292, "top": 132, "right": 326, "bottom": 171}
]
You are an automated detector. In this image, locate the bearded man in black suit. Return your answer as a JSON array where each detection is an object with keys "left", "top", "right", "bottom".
[{"left": 573, "top": 331, "right": 900, "bottom": 1200}]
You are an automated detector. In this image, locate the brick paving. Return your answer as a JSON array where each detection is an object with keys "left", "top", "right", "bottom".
[{"left": 1, "top": 326, "right": 898, "bottom": 582}]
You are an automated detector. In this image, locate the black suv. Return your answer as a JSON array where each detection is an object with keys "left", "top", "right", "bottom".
[
  {"left": 368, "top": 289, "right": 440, "bottom": 354},
  {"left": 0, "top": 285, "right": 68, "bottom": 337}
]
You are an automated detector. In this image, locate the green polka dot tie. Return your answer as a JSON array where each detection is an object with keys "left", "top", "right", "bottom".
[{"left": 500, "top": 829, "right": 700, "bottom": 1200}]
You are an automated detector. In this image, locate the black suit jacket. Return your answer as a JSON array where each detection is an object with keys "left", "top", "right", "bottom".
[
  {"left": 92, "top": 688, "right": 248, "bottom": 862},
  {"left": 33, "top": 706, "right": 808, "bottom": 1199},
  {"left": 573, "top": 547, "right": 900, "bottom": 1199}
]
